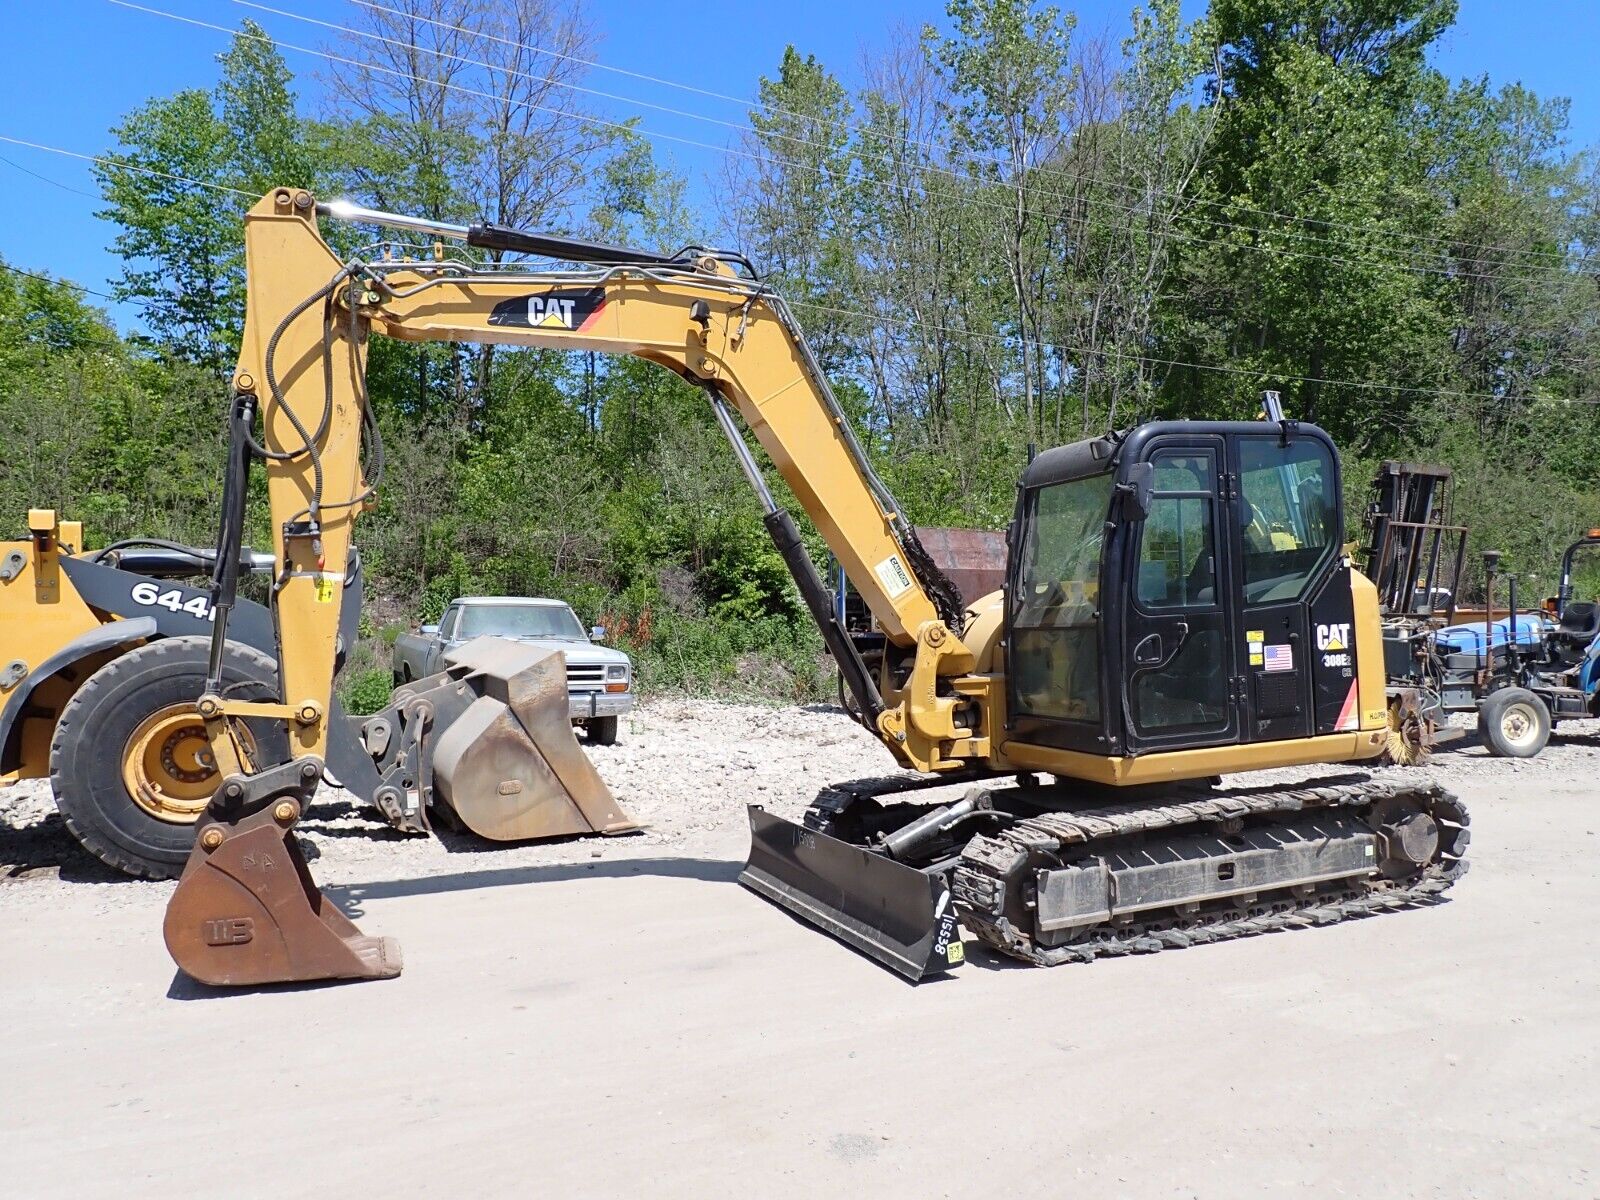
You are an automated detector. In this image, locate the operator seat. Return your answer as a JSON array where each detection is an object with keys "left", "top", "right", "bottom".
[{"left": 1557, "top": 600, "right": 1600, "bottom": 649}]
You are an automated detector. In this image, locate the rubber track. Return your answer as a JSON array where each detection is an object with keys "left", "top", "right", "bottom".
[{"left": 952, "top": 777, "right": 1470, "bottom": 967}]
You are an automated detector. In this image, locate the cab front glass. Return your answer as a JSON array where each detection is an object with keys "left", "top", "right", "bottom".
[{"left": 1010, "top": 472, "right": 1114, "bottom": 726}]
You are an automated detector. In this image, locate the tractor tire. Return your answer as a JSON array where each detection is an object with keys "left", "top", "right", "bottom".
[
  {"left": 1477, "top": 686, "right": 1550, "bottom": 759},
  {"left": 586, "top": 715, "right": 620, "bottom": 746},
  {"left": 49, "top": 637, "right": 286, "bottom": 879}
]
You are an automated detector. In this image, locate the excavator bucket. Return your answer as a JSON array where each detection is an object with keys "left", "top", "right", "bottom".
[
  {"left": 741, "top": 806, "right": 965, "bottom": 981},
  {"left": 164, "top": 772, "right": 403, "bottom": 987},
  {"left": 406, "top": 637, "right": 638, "bottom": 840}
]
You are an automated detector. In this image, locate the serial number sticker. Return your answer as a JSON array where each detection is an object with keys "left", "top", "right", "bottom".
[
  {"left": 946, "top": 942, "right": 965, "bottom": 964},
  {"left": 874, "top": 553, "right": 915, "bottom": 598}
]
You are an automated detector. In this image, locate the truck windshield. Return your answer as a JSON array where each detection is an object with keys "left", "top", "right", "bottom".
[{"left": 458, "top": 605, "right": 586, "bottom": 641}]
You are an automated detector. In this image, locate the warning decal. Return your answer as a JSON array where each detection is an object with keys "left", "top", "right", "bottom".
[{"left": 875, "top": 554, "right": 915, "bottom": 598}]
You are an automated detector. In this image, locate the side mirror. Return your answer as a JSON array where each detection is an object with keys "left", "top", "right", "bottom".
[
  {"left": 590, "top": 625, "right": 606, "bottom": 641},
  {"left": 421, "top": 623, "right": 440, "bottom": 635},
  {"left": 1118, "top": 463, "right": 1154, "bottom": 520}
]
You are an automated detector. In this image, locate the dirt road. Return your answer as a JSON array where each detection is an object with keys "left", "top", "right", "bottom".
[{"left": 2, "top": 701, "right": 1596, "bottom": 1198}]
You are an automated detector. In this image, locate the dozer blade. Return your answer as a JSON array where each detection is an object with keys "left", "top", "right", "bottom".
[
  {"left": 420, "top": 637, "right": 638, "bottom": 841},
  {"left": 164, "top": 769, "right": 401, "bottom": 987},
  {"left": 740, "top": 806, "right": 965, "bottom": 981}
]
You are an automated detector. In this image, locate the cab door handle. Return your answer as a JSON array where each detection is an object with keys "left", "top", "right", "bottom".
[{"left": 1133, "top": 633, "right": 1163, "bottom": 665}]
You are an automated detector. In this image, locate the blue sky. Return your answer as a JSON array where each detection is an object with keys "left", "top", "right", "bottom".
[{"left": 2, "top": 0, "right": 1597, "bottom": 333}]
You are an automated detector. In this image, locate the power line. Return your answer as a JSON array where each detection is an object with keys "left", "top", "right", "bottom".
[
  {"left": 0, "top": 260, "right": 122, "bottom": 302},
  {"left": 2, "top": 144, "right": 1587, "bottom": 403},
  {"left": 0, "top": 153, "right": 98, "bottom": 197},
  {"left": 0, "top": 133, "right": 253, "bottom": 198},
  {"left": 126, "top": 1, "right": 1583, "bottom": 289},
  {"left": 788, "top": 296, "right": 1600, "bottom": 404},
  {"left": 0, "top": 262, "right": 150, "bottom": 356},
  {"left": 345, "top": 0, "right": 1585, "bottom": 274},
  {"left": 7, "top": 118, "right": 1593, "bottom": 406}
]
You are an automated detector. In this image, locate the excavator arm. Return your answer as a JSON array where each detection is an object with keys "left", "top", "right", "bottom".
[
  {"left": 164, "top": 188, "right": 992, "bottom": 986},
  {"left": 226, "top": 189, "right": 986, "bottom": 769}
]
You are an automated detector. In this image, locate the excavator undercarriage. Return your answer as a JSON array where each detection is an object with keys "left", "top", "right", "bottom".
[{"left": 746, "top": 773, "right": 1468, "bottom": 979}]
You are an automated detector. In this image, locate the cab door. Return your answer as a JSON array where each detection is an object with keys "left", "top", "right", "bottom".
[
  {"left": 1228, "top": 433, "right": 1343, "bottom": 743},
  {"left": 1121, "top": 438, "right": 1240, "bottom": 751}
]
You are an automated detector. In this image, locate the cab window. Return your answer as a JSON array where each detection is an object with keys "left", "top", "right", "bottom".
[
  {"left": 1136, "top": 453, "right": 1216, "bottom": 610},
  {"left": 1238, "top": 438, "right": 1338, "bottom": 603},
  {"left": 1011, "top": 472, "right": 1113, "bottom": 723}
]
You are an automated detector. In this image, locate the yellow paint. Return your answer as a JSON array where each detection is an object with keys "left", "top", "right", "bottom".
[
  {"left": 998, "top": 729, "right": 1387, "bottom": 785},
  {"left": 0, "top": 514, "right": 128, "bottom": 780}
]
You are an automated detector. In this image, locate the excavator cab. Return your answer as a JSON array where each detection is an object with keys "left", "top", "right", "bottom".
[{"left": 1008, "top": 421, "right": 1360, "bottom": 761}]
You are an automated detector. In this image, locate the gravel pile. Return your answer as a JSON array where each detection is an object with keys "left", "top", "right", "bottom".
[{"left": 5, "top": 699, "right": 1600, "bottom": 904}]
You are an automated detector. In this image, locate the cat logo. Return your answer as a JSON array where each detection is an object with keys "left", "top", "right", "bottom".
[
  {"left": 1316, "top": 622, "right": 1350, "bottom": 651},
  {"left": 488, "top": 287, "right": 606, "bottom": 332}
]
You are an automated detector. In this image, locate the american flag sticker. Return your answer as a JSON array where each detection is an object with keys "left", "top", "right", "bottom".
[{"left": 1263, "top": 644, "right": 1294, "bottom": 673}]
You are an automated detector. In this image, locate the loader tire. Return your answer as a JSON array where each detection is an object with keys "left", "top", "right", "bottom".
[
  {"left": 49, "top": 637, "right": 287, "bottom": 880},
  {"left": 586, "top": 715, "right": 620, "bottom": 746},
  {"left": 1477, "top": 687, "right": 1549, "bottom": 759}
]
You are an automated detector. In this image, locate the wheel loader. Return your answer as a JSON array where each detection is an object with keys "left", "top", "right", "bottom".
[
  {"left": 0, "top": 514, "right": 636, "bottom": 877},
  {"left": 142, "top": 188, "right": 1466, "bottom": 987},
  {"left": 0, "top": 519, "right": 287, "bottom": 876}
]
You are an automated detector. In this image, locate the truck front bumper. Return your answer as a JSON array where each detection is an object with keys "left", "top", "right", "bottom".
[{"left": 568, "top": 691, "right": 634, "bottom": 720}]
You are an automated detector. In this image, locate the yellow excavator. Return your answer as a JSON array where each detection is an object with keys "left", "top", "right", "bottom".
[{"left": 161, "top": 188, "right": 1469, "bottom": 986}]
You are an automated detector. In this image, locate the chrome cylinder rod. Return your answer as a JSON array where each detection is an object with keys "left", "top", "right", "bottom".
[{"left": 316, "top": 199, "right": 469, "bottom": 242}]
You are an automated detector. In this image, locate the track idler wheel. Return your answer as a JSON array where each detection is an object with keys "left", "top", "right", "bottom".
[{"left": 163, "top": 758, "right": 401, "bottom": 987}]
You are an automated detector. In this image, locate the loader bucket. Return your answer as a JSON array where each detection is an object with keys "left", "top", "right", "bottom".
[
  {"left": 740, "top": 806, "right": 965, "bottom": 981},
  {"left": 420, "top": 637, "right": 638, "bottom": 841}
]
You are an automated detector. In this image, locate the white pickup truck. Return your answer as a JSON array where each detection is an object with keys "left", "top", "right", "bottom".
[{"left": 392, "top": 596, "right": 634, "bottom": 744}]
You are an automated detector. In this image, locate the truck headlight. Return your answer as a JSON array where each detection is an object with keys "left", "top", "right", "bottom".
[{"left": 605, "top": 664, "right": 629, "bottom": 692}]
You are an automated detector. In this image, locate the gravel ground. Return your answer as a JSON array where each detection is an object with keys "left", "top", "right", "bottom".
[
  {"left": 2, "top": 699, "right": 1598, "bottom": 1198},
  {"left": 4, "top": 698, "right": 1596, "bottom": 899},
  {"left": 0, "top": 698, "right": 959, "bottom": 903}
]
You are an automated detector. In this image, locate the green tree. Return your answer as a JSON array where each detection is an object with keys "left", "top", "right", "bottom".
[{"left": 95, "top": 21, "right": 316, "bottom": 372}]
